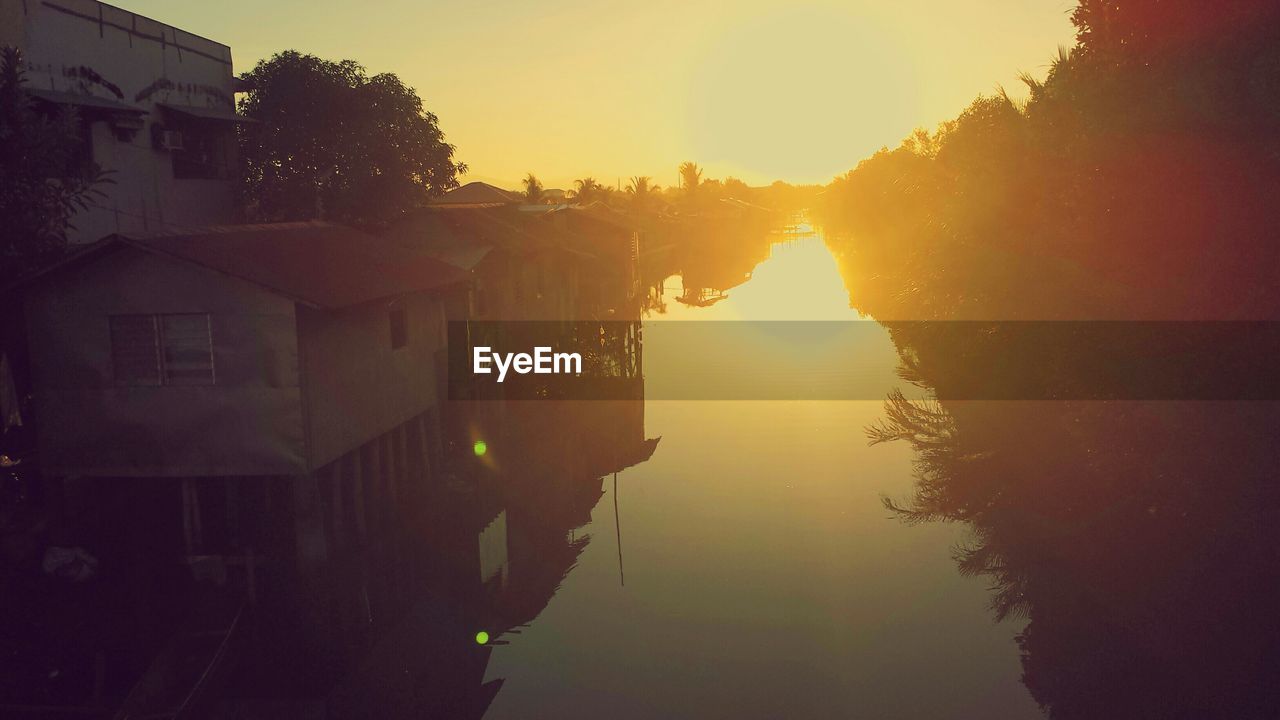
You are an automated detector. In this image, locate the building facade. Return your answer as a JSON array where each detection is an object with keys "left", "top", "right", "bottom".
[{"left": 1, "top": 0, "right": 243, "bottom": 244}]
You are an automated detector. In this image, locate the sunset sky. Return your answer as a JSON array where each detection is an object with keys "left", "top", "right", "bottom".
[{"left": 125, "top": 0, "right": 1076, "bottom": 190}]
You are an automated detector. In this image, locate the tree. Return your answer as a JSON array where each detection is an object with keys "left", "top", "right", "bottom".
[
  {"left": 625, "top": 176, "right": 661, "bottom": 210},
  {"left": 0, "top": 47, "right": 109, "bottom": 279},
  {"left": 569, "top": 177, "right": 605, "bottom": 204},
  {"left": 722, "top": 177, "right": 750, "bottom": 200},
  {"left": 678, "top": 161, "right": 702, "bottom": 196},
  {"left": 522, "top": 173, "right": 544, "bottom": 202},
  {"left": 237, "top": 51, "right": 466, "bottom": 229}
]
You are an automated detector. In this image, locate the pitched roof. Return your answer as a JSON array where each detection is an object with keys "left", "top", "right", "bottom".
[
  {"left": 430, "top": 181, "right": 521, "bottom": 207},
  {"left": 157, "top": 102, "right": 257, "bottom": 124},
  {"left": 20, "top": 222, "right": 468, "bottom": 308}
]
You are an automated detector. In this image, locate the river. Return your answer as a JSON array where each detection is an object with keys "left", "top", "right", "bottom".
[{"left": 478, "top": 229, "right": 1042, "bottom": 718}]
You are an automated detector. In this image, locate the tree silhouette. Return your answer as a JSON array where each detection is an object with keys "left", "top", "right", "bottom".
[
  {"left": 522, "top": 173, "right": 544, "bottom": 203},
  {"left": 625, "top": 176, "right": 660, "bottom": 210},
  {"left": 569, "top": 177, "right": 605, "bottom": 205},
  {"left": 237, "top": 51, "right": 465, "bottom": 229},
  {"left": 0, "top": 47, "right": 110, "bottom": 279},
  {"left": 677, "top": 161, "right": 702, "bottom": 196}
]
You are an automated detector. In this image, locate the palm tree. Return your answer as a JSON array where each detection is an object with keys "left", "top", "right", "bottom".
[
  {"left": 626, "top": 176, "right": 656, "bottom": 195},
  {"left": 626, "top": 176, "right": 661, "bottom": 211},
  {"left": 678, "top": 161, "right": 702, "bottom": 196},
  {"left": 522, "top": 173, "right": 544, "bottom": 202},
  {"left": 570, "top": 177, "right": 604, "bottom": 204}
]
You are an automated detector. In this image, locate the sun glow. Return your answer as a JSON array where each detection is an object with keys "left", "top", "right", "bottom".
[
  {"left": 685, "top": 6, "right": 920, "bottom": 184},
  {"left": 120, "top": 0, "right": 1074, "bottom": 187}
]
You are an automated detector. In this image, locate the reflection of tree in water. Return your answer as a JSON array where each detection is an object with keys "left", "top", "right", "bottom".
[{"left": 871, "top": 368, "right": 1280, "bottom": 717}]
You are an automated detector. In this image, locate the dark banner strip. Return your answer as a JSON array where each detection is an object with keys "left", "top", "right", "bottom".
[{"left": 447, "top": 321, "right": 1280, "bottom": 401}]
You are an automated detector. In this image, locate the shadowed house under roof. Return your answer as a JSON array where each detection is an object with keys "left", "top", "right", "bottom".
[
  {"left": 19, "top": 220, "right": 471, "bottom": 575},
  {"left": 385, "top": 208, "right": 587, "bottom": 320},
  {"left": 430, "top": 181, "right": 522, "bottom": 208},
  {"left": 21, "top": 221, "right": 467, "bottom": 479},
  {"left": 538, "top": 204, "right": 643, "bottom": 315}
]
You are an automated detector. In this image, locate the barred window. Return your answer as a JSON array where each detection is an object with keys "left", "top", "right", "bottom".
[
  {"left": 160, "top": 314, "right": 215, "bottom": 385},
  {"left": 110, "top": 313, "right": 214, "bottom": 386},
  {"left": 109, "top": 315, "right": 161, "bottom": 386}
]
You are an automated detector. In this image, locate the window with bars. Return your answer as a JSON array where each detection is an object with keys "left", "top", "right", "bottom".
[{"left": 109, "top": 313, "right": 214, "bottom": 386}]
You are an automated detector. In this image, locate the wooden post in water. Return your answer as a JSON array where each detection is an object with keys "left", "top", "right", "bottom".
[
  {"left": 614, "top": 472, "right": 625, "bottom": 587},
  {"left": 350, "top": 451, "right": 368, "bottom": 544}
]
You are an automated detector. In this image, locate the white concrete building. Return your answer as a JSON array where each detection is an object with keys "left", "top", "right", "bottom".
[{"left": 0, "top": 0, "right": 243, "bottom": 243}]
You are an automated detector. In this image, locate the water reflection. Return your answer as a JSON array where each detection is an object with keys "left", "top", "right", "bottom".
[
  {"left": 480, "top": 224, "right": 1280, "bottom": 718},
  {"left": 871, "top": 394, "right": 1280, "bottom": 718},
  {"left": 836, "top": 236, "right": 1280, "bottom": 714},
  {"left": 477, "top": 227, "right": 1038, "bottom": 718}
]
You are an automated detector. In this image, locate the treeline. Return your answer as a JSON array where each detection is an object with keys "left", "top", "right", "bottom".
[
  {"left": 825, "top": 4, "right": 1280, "bottom": 717},
  {"left": 818, "top": 0, "right": 1280, "bottom": 321},
  {"left": 521, "top": 162, "right": 820, "bottom": 215}
]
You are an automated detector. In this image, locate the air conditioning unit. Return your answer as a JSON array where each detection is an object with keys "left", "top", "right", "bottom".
[
  {"left": 152, "top": 127, "right": 185, "bottom": 151},
  {"left": 159, "top": 130, "right": 185, "bottom": 151}
]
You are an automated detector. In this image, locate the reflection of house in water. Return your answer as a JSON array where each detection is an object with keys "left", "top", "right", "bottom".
[
  {"left": 674, "top": 213, "right": 776, "bottom": 308},
  {"left": 461, "top": 397, "right": 660, "bottom": 688},
  {"left": 302, "top": 393, "right": 659, "bottom": 718},
  {"left": 677, "top": 285, "right": 731, "bottom": 308}
]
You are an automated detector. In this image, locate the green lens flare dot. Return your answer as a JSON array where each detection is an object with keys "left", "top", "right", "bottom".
[
  {"left": 473, "top": 440, "right": 487, "bottom": 457},
  {"left": 475, "top": 631, "right": 490, "bottom": 645}
]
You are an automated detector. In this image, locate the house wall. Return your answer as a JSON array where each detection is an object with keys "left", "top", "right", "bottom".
[
  {"left": 470, "top": 251, "right": 580, "bottom": 322},
  {"left": 2, "top": 0, "right": 238, "bottom": 243},
  {"left": 297, "top": 290, "right": 452, "bottom": 471},
  {"left": 24, "top": 247, "right": 307, "bottom": 476}
]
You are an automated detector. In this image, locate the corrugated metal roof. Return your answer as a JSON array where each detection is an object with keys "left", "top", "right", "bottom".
[
  {"left": 157, "top": 102, "right": 258, "bottom": 124},
  {"left": 25, "top": 87, "right": 145, "bottom": 114},
  {"left": 114, "top": 221, "right": 468, "bottom": 308}
]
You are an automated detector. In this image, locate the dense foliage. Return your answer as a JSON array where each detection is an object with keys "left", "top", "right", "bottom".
[
  {"left": 818, "top": 1, "right": 1280, "bottom": 320},
  {"left": 827, "top": 4, "right": 1280, "bottom": 717},
  {"left": 0, "top": 47, "right": 109, "bottom": 279},
  {"left": 237, "top": 51, "right": 465, "bottom": 229}
]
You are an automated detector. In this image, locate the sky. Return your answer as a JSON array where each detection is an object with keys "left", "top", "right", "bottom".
[{"left": 124, "top": 0, "right": 1077, "bottom": 190}]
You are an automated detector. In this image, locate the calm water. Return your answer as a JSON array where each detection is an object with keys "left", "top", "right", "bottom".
[{"left": 480, "top": 234, "right": 1041, "bottom": 718}]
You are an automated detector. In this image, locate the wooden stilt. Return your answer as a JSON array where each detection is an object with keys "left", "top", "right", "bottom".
[
  {"left": 367, "top": 439, "right": 382, "bottom": 536},
  {"left": 329, "top": 460, "right": 345, "bottom": 550},
  {"left": 389, "top": 428, "right": 402, "bottom": 505},
  {"left": 292, "top": 473, "right": 329, "bottom": 570},
  {"left": 418, "top": 413, "right": 433, "bottom": 482},
  {"left": 225, "top": 477, "right": 240, "bottom": 550},
  {"left": 351, "top": 451, "right": 367, "bottom": 544},
  {"left": 181, "top": 478, "right": 203, "bottom": 556}
]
